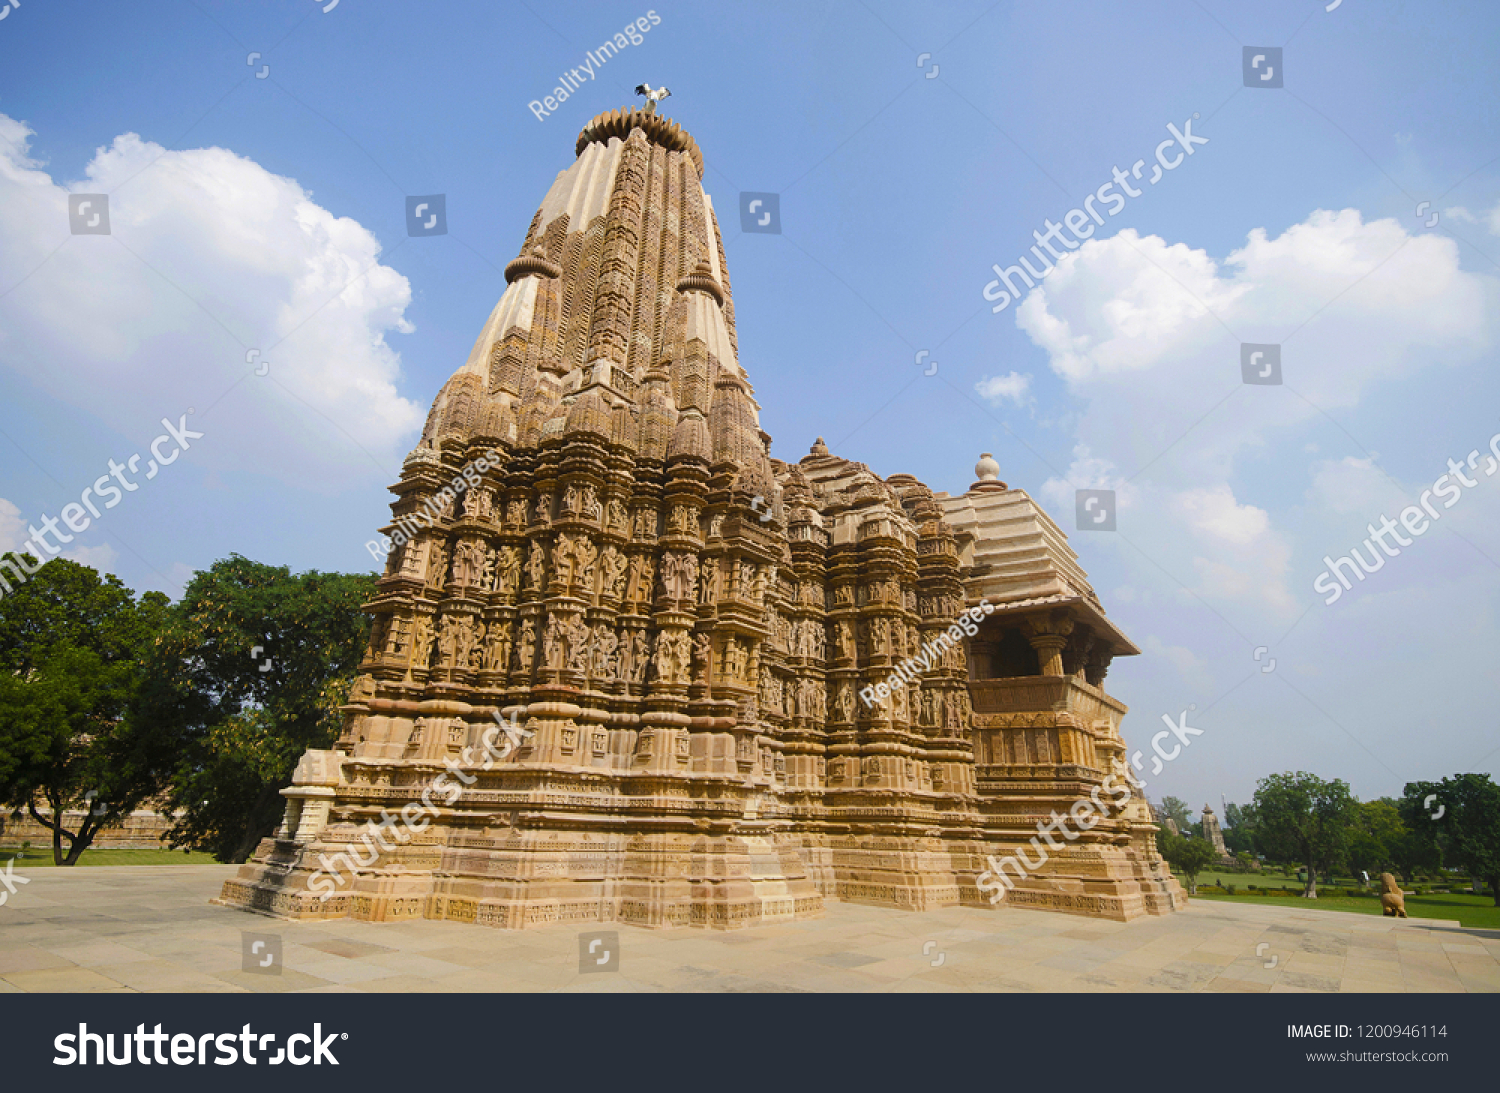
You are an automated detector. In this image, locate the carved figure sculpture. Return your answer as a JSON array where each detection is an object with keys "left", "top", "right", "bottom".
[
  {"left": 497, "top": 545, "right": 522, "bottom": 596},
  {"left": 514, "top": 618, "right": 535, "bottom": 675},
  {"left": 600, "top": 545, "right": 628, "bottom": 601},
  {"left": 525, "top": 541, "right": 547, "bottom": 590},
  {"left": 1380, "top": 873, "right": 1408, "bottom": 917},
  {"left": 485, "top": 621, "right": 512, "bottom": 671},
  {"left": 410, "top": 615, "right": 434, "bottom": 670}
]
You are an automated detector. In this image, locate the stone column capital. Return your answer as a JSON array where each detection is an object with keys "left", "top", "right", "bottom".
[{"left": 1021, "top": 611, "right": 1074, "bottom": 675}]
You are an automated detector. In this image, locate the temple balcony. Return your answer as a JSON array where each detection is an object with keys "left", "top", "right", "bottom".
[
  {"left": 966, "top": 673, "right": 1127, "bottom": 783},
  {"left": 967, "top": 673, "right": 1125, "bottom": 725}
]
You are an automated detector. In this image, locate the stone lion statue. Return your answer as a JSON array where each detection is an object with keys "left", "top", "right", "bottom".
[{"left": 1379, "top": 872, "right": 1407, "bottom": 917}]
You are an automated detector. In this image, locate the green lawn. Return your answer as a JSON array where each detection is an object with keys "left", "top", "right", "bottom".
[
  {"left": 0, "top": 847, "right": 219, "bottom": 868},
  {"left": 1176, "top": 872, "right": 1500, "bottom": 930}
]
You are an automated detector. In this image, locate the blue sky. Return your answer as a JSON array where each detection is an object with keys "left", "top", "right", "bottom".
[{"left": 1, "top": 0, "right": 1497, "bottom": 811}]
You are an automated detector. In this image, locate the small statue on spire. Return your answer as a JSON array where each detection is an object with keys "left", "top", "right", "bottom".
[{"left": 635, "top": 84, "right": 671, "bottom": 114}]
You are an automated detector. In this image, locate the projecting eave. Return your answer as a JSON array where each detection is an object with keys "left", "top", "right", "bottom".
[{"left": 973, "top": 592, "right": 1141, "bottom": 658}]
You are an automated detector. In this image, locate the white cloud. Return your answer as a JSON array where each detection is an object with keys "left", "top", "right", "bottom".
[
  {"left": 1174, "top": 484, "right": 1269, "bottom": 546},
  {"left": 0, "top": 495, "right": 119, "bottom": 574},
  {"left": 60, "top": 541, "right": 119, "bottom": 571},
  {"left": 1016, "top": 233, "right": 1246, "bottom": 386},
  {"left": 1013, "top": 209, "right": 1495, "bottom": 622},
  {"left": 1039, "top": 444, "right": 1138, "bottom": 510},
  {"left": 0, "top": 497, "right": 26, "bottom": 554},
  {"left": 1016, "top": 214, "right": 1490, "bottom": 440},
  {"left": 975, "top": 370, "right": 1031, "bottom": 407},
  {"left": 1173, "top": 484, "right": 1294, "bottom": 613},
  {"left": 1142, "top": 633, "right": 1206, "bottom": 675},
  {"left": 1444, "top": 199, "right": 1500, "bottom": 236},
  {"left": 1305, "top": 455, "right": 1406, "bottom": 516},
  {"left": 0, "top": 113, "right": 424, "bottom": 485}
]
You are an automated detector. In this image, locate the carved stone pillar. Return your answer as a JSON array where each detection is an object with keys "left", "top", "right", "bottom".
[
  {"left": 1085, "top": 650, "right": 1112, "bottom": 688},
  {"left": 1068, "top": 630, "right": 1095, "bottom": 681},
  {"left": 1021, "top": 612, "right": 1074, "bottom": 676}
]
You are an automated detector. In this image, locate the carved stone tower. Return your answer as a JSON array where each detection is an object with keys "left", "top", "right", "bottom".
[
  {"left": 1202, "top": 804, "right": 1229, "bottom": 859},
  {"left": 218, "top": 106, "right": 1182, "bottom": 928}
]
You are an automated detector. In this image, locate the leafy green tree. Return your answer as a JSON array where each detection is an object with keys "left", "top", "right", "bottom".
[
  {"left": 1252, "top": 772, "right": 1358, "bottom": 898},
  {"left": 136, "top": 556, "right": 374, "bottom": 862},
  {"left": 1380, "top": 795, "right": 1439, "bottom": 881},
  {"left": 1401, "top": 775, "right": 1500, "bottom": 905},
  {"left": 1347, "top": 799, "right": 1406, "bottom": 882},
  {"left": 1222, "top": 801, "right": 1259, "bottom": 857},
  {"left": 0, "top": 556, "right": 170, "bottom": 863},
  {"left": 1160, "top": 796, "right": 1192, "bottom": 829},
  {"left": 1163, "top": 834, "right": 1219, "bottom": 894}
]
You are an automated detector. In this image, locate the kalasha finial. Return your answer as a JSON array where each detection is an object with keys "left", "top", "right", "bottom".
[
  {"left": 971, "top": 452, "right": 1007, "bottom": 492},
  {"left": 635, "top": 84, "right": 672, "bottom": 114}
]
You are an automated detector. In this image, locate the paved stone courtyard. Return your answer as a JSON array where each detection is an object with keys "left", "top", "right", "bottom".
[{"left": 1, "top": 866, "right": 1496, "bottom": 993}]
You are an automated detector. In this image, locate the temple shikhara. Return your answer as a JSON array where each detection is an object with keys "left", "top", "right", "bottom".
[{"left": 219, "top": 105, "right": 1183, "bottom": 928}]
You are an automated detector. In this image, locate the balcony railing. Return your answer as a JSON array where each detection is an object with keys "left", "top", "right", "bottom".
[{"left": 968, "top": 674, "right": 1125, "bottom": 723}]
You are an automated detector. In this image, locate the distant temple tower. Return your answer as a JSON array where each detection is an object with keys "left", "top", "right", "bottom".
[
  {"left": 218, "top": 105, "right": 1183, "bottom": 927},
  {"left": 1201, "top": 804, "right": 1229, "bottom": 858}
]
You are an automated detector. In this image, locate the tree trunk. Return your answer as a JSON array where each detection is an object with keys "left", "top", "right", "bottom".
[
  {"left": 1303, "top": 857, "right": 1317, "bottom": 898},
  {"left": 62, "top": 813, "right": 101, "bottom": 866},
  {"left": 28, "top": 795, "right": 101, "bottom": 866},
  {"left": 28, "top": 796, "right": 68, "bottom": 866},
  {"left": 1490, "top": 875, "right": 1499, "bottom": 907}
]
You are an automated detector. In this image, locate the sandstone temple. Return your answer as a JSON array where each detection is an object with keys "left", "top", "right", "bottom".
[{"left": 219, "top": 105, "right": 1183, "bottom": 928}]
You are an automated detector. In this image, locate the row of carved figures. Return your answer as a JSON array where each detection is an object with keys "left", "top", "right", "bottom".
[
  {"left": 400, "top": 537, "right": 966, "bottom": 666},
  {"left": 757, "top": 671, "right": 967, "bottom": 733},
  {"left": 398, "top": 534, "right": 780, "bottom": 609},
  {"left": 400, "top": 479, "right": 757, "bottom": 541},
  {"left": 377, "top": 612, "right": 762, "bottom": 689},
  {"left": 374, "top": 608, "right": 969, "bottom": 733},
  {"left": 762, "top": 612, "right": 965, "bottom": 668}
]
